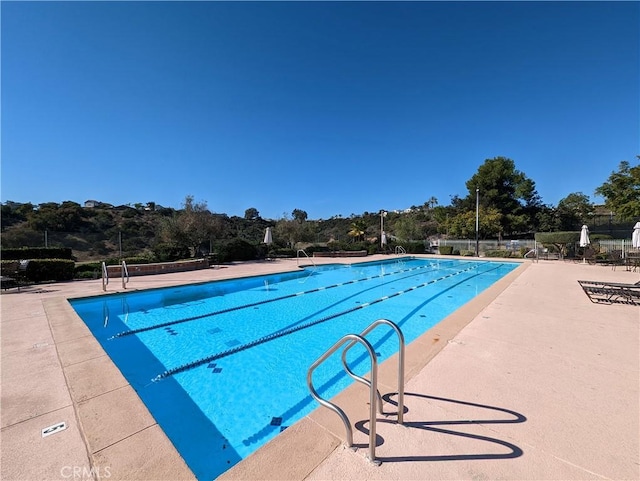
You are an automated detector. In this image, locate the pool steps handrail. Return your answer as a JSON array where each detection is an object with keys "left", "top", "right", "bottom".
[
  {"left": 100, "top": 260, "right": 130, "bottom": 291},
  {"left": 121, "top": 260, "right": 129, "bottom": 289},
  {"left": 340, "top": 318, "right": 405, "bottom": 424},
  {"left": 296, "top": 249, "right": 316, "bottom": 267},
  {"left": 523, "top": 241, "right": 539, "bottom": 262},
  {"left": 101, "top": 262, "right": 108, "bottom": 291},
  {"left": 394, "top": 245, "right": 407, "bottom": 255},
  {"left": 307, "top": 333, "right": 380, "bottom": 465},
  {"left": 307, "top": 319, "right": 405, "bottom": 465}
]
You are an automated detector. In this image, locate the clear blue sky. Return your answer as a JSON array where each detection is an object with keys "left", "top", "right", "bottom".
[{"left": 2, "top": 1, "right": 638, "bottom": 220}]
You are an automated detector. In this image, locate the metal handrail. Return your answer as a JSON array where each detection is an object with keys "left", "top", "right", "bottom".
[
  {"left": 101, "top": 262, "right": 108, "bottom": 291},
  {"left": 307, "top": 334, "right": 379, "bottom": 464},
  {"left": 524, "top": 241, "right": 540, "bottom": 263},
  {"left": 121, "top": 260, "right": 129, "bottom": 289},
  {"left": 297, "top": 249, "right": 316, "bottom": 267},
  {"left": 394, "top": 246, "right": 406, "bottom": 255},
  {"left": 340, "top": 319, "right": 405, "bottom": 424}
]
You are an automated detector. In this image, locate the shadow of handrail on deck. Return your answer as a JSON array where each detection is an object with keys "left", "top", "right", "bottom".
[{"left": 353, "top": 392, "right": 525, "bottom": 462}]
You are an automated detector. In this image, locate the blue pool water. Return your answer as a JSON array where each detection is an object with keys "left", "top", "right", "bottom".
[{"left": 70, "top": 257, "right": 518, "bottom": 479}]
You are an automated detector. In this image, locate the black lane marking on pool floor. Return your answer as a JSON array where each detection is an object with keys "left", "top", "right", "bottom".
[
  {"left": 110, "top": 259, "right": 468, "bottom": 340},
  {"left": 152, "top": 263, "right": 502, "bottom": 382}
]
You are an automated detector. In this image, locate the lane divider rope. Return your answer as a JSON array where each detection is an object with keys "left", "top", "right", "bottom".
[
  {"left": 152, "top": 263, "right": 499, "bottom": 382},
  {"left": 111, "top": 259, "right": 467, "bottom": 339}
]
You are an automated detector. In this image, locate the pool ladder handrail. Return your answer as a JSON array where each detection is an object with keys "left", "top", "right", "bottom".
[
  {"left": 101, "top": 262, "right": 109, "bottom": 291},
  {"left": 307, "top": 319, "right": 405, "bottom": 465},
  {"left": 341, "top": 319, "right": 405, "bottom": 424},
  {"left": 121, "top": 260, "right": 129, "bottom": 289},
  {"left": 394, "top": 245, "right": 406, "bottom": 255},
  {"left": 297, "top": 249, "right": 316, "bottom": 267}
]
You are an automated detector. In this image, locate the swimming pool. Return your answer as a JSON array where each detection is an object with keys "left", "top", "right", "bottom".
[{"left": 70, "top": 257, "right": 518, "bottom": 479}]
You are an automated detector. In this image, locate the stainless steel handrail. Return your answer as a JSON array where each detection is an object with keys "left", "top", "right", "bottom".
[
  {"left": 297, "top": 249, "right": 316, "bottom": 267},
  {"left": 394, "top": 246, "right": 406, "bottom": 255},
  {"left": 307, "top": 333, "right": 379, "bottom": 464},
  {"left": 340, "top": 319, "right": 405, "bottom": 424},
  {"left": 121, "top": 260, "right": 129, "bottom": 289},
  {"left": 101, "top": 262, "right": 108, "bottom": 291}
]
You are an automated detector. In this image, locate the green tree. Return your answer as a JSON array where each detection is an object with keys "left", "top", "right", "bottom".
[
  {"left": 555, "top": 192, "right": 594, "bottom": 230},
  {"left": 292, "top": 209, "right": 308, "bottom": 223},
  {"left": 28, "top": 201, "right": 85, "bottom": 231},
  {"left": 462, "top": 157, "right": 542, "bottom": 238},
  {"left": 595, "top": 159, "right": 640, "bottom": 220},
  {"left": 274, "top": 216, "right": 296, "bottom": 248},
  {"left": 244, "top": 207, "right": 260, "bottom": 220},
  {"left": 347, "top": 219, "right": 367, "bottom": 242},
  {"left": 447, "top": 207, "right": 502, "bottom": 239},
  {"left": 394, "top": 215, "right": 424, "bottom": 241},
  {"left": 160, "top": 196, "right": 220, "bottom": 256}
]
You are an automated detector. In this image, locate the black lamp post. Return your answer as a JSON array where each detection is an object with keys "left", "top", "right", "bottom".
[{"left": 475, "top": 188, "right": 479, "bottom": 257}]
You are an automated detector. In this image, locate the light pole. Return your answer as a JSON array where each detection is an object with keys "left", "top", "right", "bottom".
[
  {"left": 380, "top": 210, "right": 387, "bottom": 249},
  {"left": 475, "top": 188, "right": 479, "bottom": 257}
]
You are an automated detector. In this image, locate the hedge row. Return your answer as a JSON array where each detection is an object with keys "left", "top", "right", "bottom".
[{"left": 1, "top": 247, "right": 73, "bottom": 260}]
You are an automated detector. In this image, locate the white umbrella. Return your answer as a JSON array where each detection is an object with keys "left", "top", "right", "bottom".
[
  {"left": 263, "top": 227, "right": 273, "bottom": 245},
  {"left": 381, "top": 231, "right": 387, "bottom": 246},
  {"left": 579, "top": 225, "right": 590, "bottom": 247},
  {"left": 633, "top": 222, "right": 640, "bottom": 249}
]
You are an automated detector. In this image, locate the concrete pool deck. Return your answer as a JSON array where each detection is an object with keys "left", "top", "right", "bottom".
[{"left": 1, "top": 255, "right": 638, "bottom": 480}]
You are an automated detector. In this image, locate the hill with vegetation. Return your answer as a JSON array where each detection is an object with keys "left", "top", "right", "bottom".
[{"left": 2, "top": 157, "right": 637, "bottom": 263}]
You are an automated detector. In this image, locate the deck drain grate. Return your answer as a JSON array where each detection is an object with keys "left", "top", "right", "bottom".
[{"left": 42, "top": 422, "right": 67, "bottom": 438}]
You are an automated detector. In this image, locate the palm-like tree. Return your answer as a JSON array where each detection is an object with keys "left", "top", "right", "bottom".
[{"left": 348, "top": 220, "right": 367, "bottom": 242}]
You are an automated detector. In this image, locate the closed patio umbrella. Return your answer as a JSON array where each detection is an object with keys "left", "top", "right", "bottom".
[
  {"left": 381, "top": 231, "right": 387, "bottom": 246},
  {"left": 633, "top": 222, "right": 640, "bottom": 249},
  {"left": 579, "top": 225, "right": 590, "bottom": 247},
  {"left": 263, "top": 227, "right": 273, "bottom": 245},
  {"left": 579, "top": 225, "right": 590, "bottom": 264}
]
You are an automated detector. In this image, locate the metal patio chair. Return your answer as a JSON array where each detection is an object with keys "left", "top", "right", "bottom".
[{"left": 577, "top": 279, "right": 640, "bottom": 306}]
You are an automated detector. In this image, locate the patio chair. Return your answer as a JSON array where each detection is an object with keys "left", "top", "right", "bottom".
[
  {"left": 577, "top": 280, "right": 640, "bottom": 306},
  {"left": 575, "top": 246, "right": 598, "bottom": 264},
  {"left": 595, "top": 250, "right": 624, "bottom": 270},
  {"left": 1, "top": 261, "right": 19, "bottom": 291},
  {"left": 0, "top": 260, "right": 30, "bottom": 291}
]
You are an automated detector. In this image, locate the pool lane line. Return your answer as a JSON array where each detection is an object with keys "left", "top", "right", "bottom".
[
  {"left": 110, "top": 259, "right": 472, "bottom": 340},
  {"left": 152, "top": 263, "right": 500, "bottom": 382}
]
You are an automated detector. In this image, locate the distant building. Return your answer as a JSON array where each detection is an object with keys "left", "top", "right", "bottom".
[{"left": 84, "top": 200, "right": 113, "bottom": 209}]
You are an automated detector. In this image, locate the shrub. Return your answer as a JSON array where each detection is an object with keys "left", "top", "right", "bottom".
[
  {"left": 152, "top": 243, "right": 191, "bottom": 262},
  {"left": 214, "top": 239, "right": 257, "bottom": 263},
  {"left": 302, "top": 244, "right": 329, "bottom": 255},
  {"left": 438, "top": 245, "right": 453, "bottom": 255},
  {"left": 74, "top": 262, "right": 101, "bottom": 279},
  {"left": 25, "top": 259, "right": 75, "bottom": 282},
  {"left": 393, "top": 241, "right": 426, "bottom": 254},
  {"left": 272, "top": 248, "right": 295, "bottom": 258},
  {"left": 484, "top": 250, "right": 513, "bottom": 258}
]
